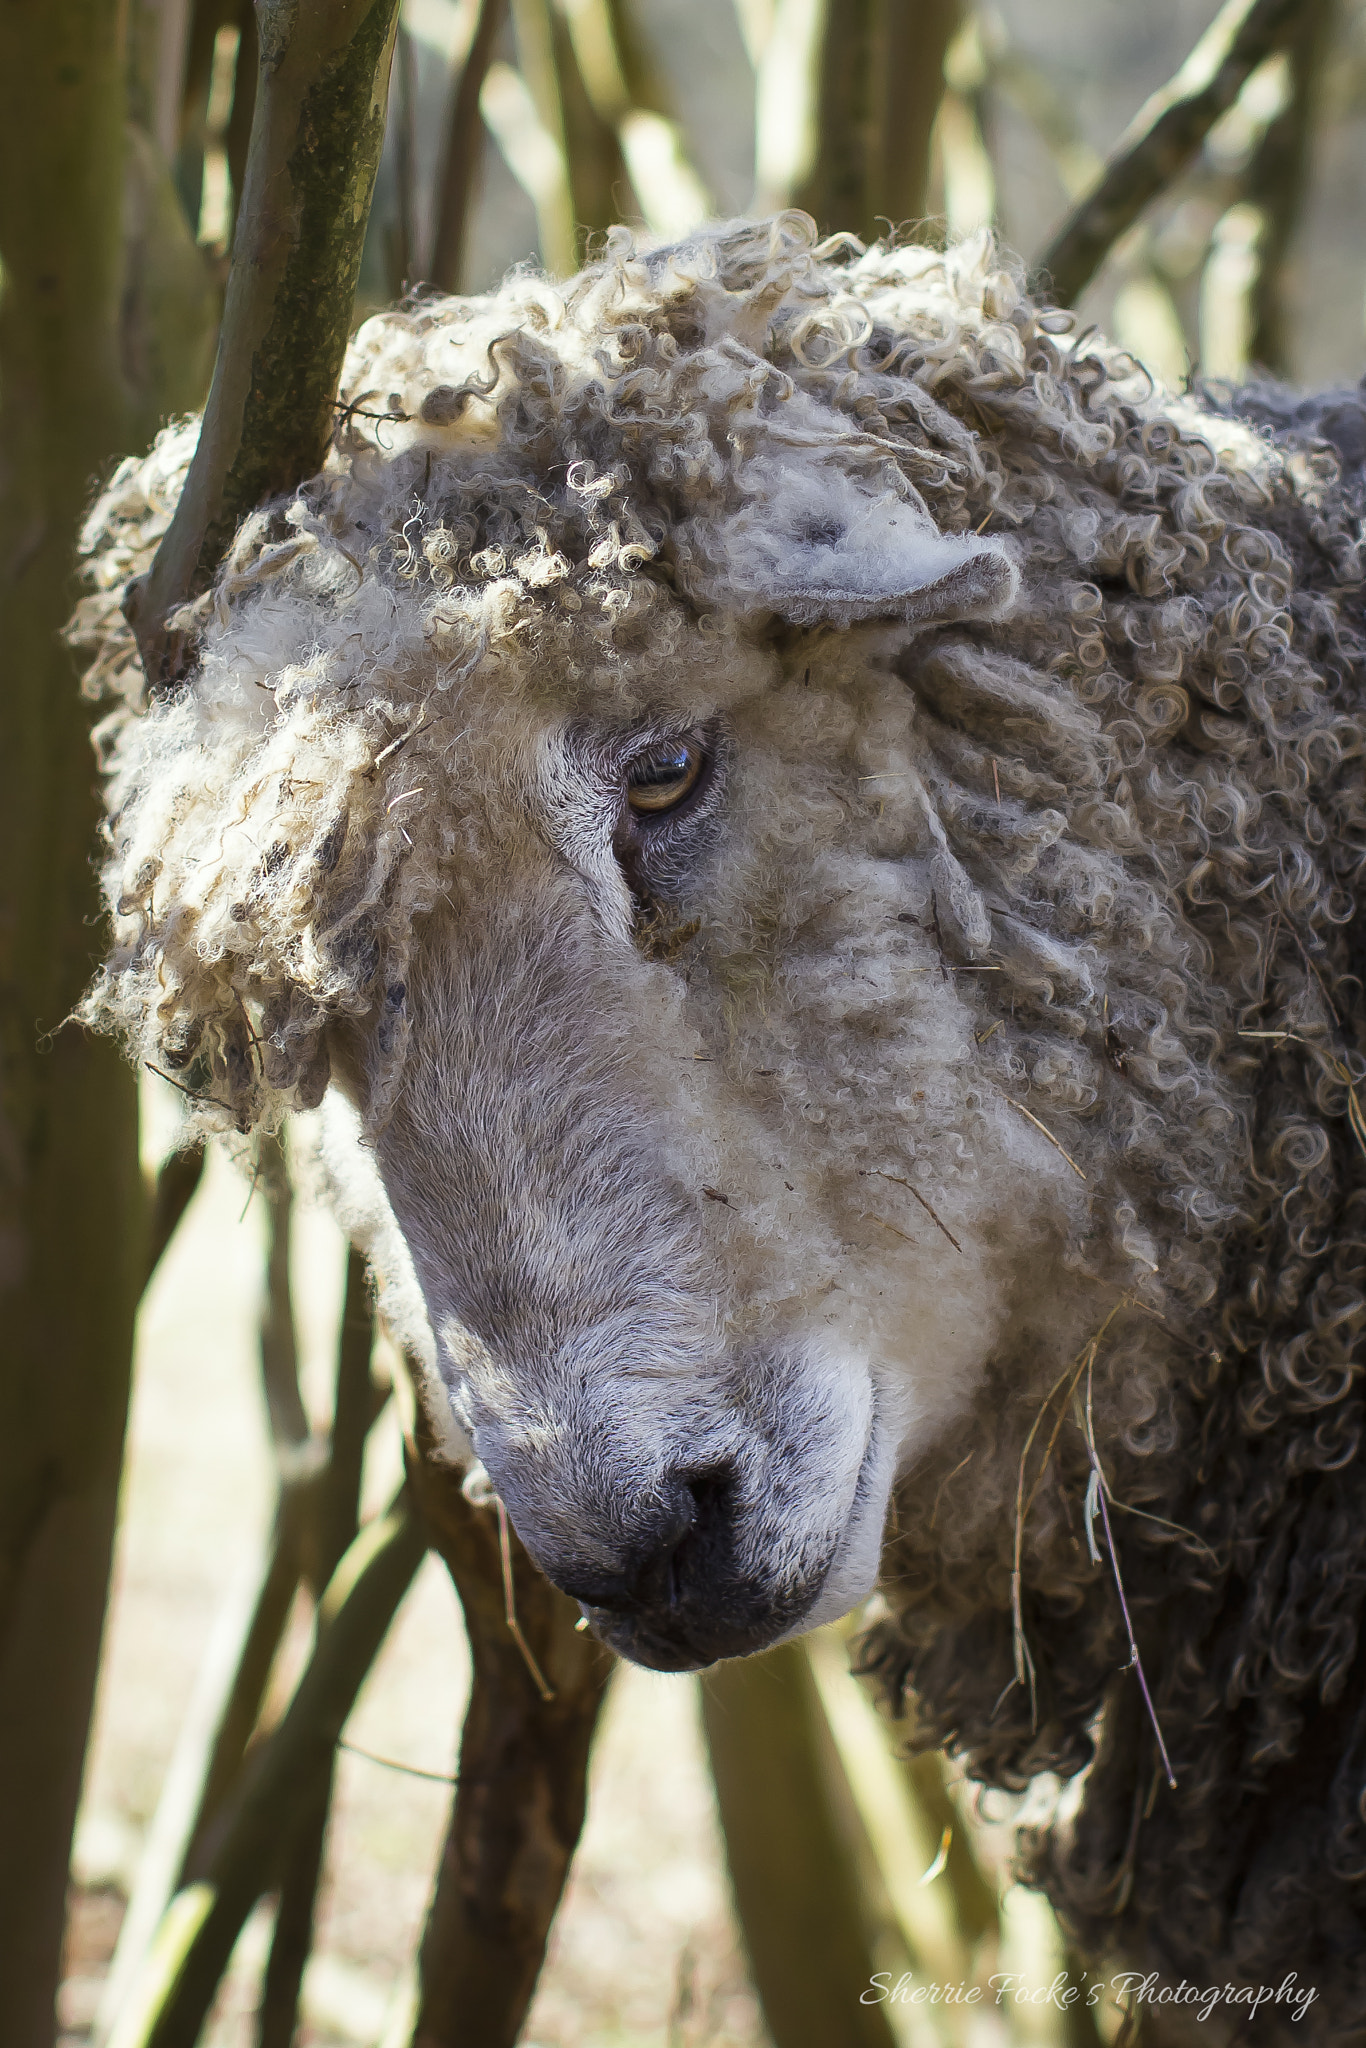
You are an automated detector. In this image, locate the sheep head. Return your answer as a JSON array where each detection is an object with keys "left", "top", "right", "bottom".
[
  {"left": 72, "top": 218, "right": 1268, "bottom": 1671},
  {"left": 81, "top": 339, "right": 1090, "bottom": 1669}
]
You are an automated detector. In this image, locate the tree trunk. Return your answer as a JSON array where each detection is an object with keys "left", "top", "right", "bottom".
[
  {"left": 793, "top": 0, "right": 959, "bottom": 243},
  {"left": 126, "top": 0, "right": 402, "bottom": 690},
  {"left": 408, "top": 1453, "right": 614, "bottom": 2048},
  {"left": 0, "top": 9, "right": 145, "bottom": 2043},
  {"left": 0, "top": 2, "right": 218, "bottom": 2030}
]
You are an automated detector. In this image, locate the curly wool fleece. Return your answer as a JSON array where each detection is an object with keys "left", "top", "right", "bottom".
[{"left": 77, "top": 214, "right": 1366, "bottom": 2031}]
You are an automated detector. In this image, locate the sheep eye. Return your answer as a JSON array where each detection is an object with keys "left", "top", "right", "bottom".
[{"left": 626, "top": 739, "right": 705, "bottom": 815}]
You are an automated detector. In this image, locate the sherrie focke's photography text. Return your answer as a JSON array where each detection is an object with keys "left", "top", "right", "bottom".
[{"left": 861, "top": 1969, "right": 1321, "bottom": 2024}]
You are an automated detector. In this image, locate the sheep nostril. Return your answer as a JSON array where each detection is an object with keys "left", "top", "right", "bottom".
[
  {"left": 646, "top": 1463, "right": 737, "bottom": 1612},
  {"left": 684, "top": 1464, "right": 734, "bottom": 1528},
  {"left": 628, "top": 1488, "right": 697, "bottom": 1610}
]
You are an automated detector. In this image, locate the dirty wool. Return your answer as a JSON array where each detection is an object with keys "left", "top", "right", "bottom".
[{"left": 74, "top": 216, "right": 1366, "bottom": 2032}]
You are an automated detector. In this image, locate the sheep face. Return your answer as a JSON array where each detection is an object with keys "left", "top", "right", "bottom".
[{"left": 313, "top": 613, "right": 1097, "bottom": 1671}]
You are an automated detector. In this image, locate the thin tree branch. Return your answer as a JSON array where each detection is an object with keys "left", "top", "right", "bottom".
[
  {"left": 548, "top": 2, "right": 634, "bottom": 252},
  {"left": 224, "top": 0, "right": 258, "bottom": 243},
  {"left": 1247, "top": 0, "right": 1335, "bottom": 373},
  {"left": 127, "top": 0, "right": 402, "bottom": 691},
  {"left": 256, "top": 1773, "right": 332, "bottom": 2048},
  {"left": 172, "top": 0, "right": 238, "bottom": 234},
  {"left": 103, "top": 1492, "right": 425, "bottom": 2048},
  {"left": 257, "top": 1138, "right": 309, "bottom": 1453},
  {"left": 386, "top": 22, "right": 419, "bottom": 296},
  {"left": 105, "top": 1191, "right": 382, "bottom": 2040},
  {"left": 257, "top": 1246, "right": 378, "bottom": 2047},
  {"left": 92, "top": 1532, "right": 298, "bottom": 2046},
  {"left": 429, "top": 0, "right": 508, "bottom": 291},
  {"left": 176, "top": 1496, "right": 308, "bottom": 1872},
  {"left": 505, "top": 0, "right": 577, "bottom": 274},
  {"left": 1035, "top": 0, "right": 1305, "bottom": 308}
]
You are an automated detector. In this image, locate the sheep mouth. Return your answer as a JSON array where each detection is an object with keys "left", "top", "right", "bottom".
[
  {"left": 584, "top": 1403, "right": 885, "bottom": 1672},
  {"left": 584, "top": 1569, "right": 832, "bottom": 1672},
  {"left": 576, "top": 1523, "right": 838, "bottom": 1672}
]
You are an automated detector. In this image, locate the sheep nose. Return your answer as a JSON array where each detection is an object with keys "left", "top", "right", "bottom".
[
  {"left": 551, "top": 1477, "right": 704, "bottom": 1614},
  {"left": 559, "top": 1467, "right": 772, "bottom": 1671},
  {"left": 548, "top": 1466, "right": 737, "bottom": 1622}
]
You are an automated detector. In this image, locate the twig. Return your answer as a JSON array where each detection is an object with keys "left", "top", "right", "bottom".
[
  {"left": 1324, "top": 1055, "right": 1366, "bottom": 1166},
  {"left": 1348, "top": 1086, "right": 1366, "bottom": 1166},
  {"left": 144, "top": 1062, "right": 237, "bottom": 1117},
  {"left": 927, "top": 890, "right": 948, "bottom": 984},
  {"left": 236, "top": 1148, "right": 263, "bottom": 1225},
  {"left": 864, "top": 1169, "right": 964, "bottom": 1255},
  {"left": 1258, "top": 908, "right": 1282, "bottom": 1006},
  {"left": 259, "top": 1244, "right": 381, "bottom": 2045},
  {"left": 1006, "top": 1096, "right": 1088, "bottom": 1181},
  {"left": 1104, "top": 1491, "right": 1219, "bottom": 1561},
  {"left": 338, "top": 1739, "right": 457, "bottom": 1785},
  {"left": 1289, "top": 922, "right": 1340, "bottom": 1025},
  {"left": 930, "top": 1450, "right": 974, "bottom": 1528},
  {"left": 229, "top": 984, "right": 262, "bottom": 1076},
  {"left": 372, "top": 711, "right": 430, "bottom": 768},
  {"left": 1008, "top": 1298, "right": 1134, "bottom": 1728},
  {"left": 1036, "top": 0, "right": 1304, "bottom": 305},
  {"left": 497, "top": 1499, "right": 556, "bottom": 1703},
  {"left": 1083, "top": 1356, "right": 1178, "bottom": 1790}
]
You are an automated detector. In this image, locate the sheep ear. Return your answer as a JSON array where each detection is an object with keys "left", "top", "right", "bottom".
[
  {"left": 760, "top": 519, "right": 1017, "bottom": 629},
  {"left": 683, "top": 457, "right": 1019, "bottom": 629}
]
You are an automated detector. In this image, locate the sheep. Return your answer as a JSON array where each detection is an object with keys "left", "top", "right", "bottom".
[{"left": 73, "top": 212, "right": 1366, "bottom": 2035}]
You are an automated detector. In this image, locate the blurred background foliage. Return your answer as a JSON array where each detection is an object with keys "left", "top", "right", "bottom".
[
  {"left": 7, "top": 0, "right": 1366, "bottom": 2044},
  {"left": 167, "top": 0, "right": 1366, "bottom": 384}
]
